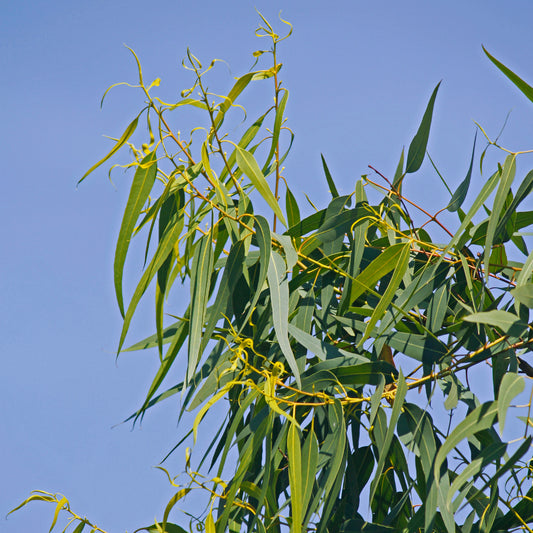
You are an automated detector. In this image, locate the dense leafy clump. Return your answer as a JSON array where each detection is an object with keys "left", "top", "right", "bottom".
[{"left": 11, "top": 15, "right": 533, "bottom": 533}]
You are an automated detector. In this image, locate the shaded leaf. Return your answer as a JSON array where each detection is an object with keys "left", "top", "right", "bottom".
[
  {"left": 406, "top": 82, "right": 441, "bottom": 173},
  {"left": 483, "top": 46, "right": 533, "bottom": 103},
  {"left": 448, "top": 132, "right": 476, "bottom": 212}
]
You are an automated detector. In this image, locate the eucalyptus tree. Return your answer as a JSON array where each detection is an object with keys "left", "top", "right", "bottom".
[{"left": 11, "top": 15, "right": 533, "bottom": 533}]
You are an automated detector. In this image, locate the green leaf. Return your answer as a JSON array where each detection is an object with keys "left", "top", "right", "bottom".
[
  {"left": 384, "top": 331, "right": 447, "bottom": 364},
  {"left": 397, "top": 403, "right": 436, "bottom": 478},
  {"left": 288, "top": 422, "right": 303, "bottom": 533},
  {"left": 369, "top": 371, "right": 407, "bottom": 505},
  {"left": 349, "top": 242, "right": 410, "bottom": 304},
  {"left": 448, "top": 132, "right": 476, "bottom": 212},
  {"left": 78, "top": 115, "right": 139, "bottom": 184},
  {"left": 238, "top": 216, "right": 271, "bottom": 333},
  {"left": 483, "top": 46, "right": 533, "bottom": 103},
  {"left": 72, "top": 522, "right": 86, "bottom": 533},
  {"left": 267, "top": 250, "right": 301, "bottom": 387},
  {"left": 392, "top": 148, "right": 405, "bottom": 191},
  {"left": 264, "top": 88, "right": 289, "bottom": 171},
  {"left": 301, "top": 428, "right": 319, "bottom": 514},
  {"left": 406, "top": 82, "right": 441, "bottom": 173},
  {"left": 187, "top": 232, "right": 214, "bottom": 383},
  {"left": 484, "top": 154, "right": 516, "bottom": 279},
  {"left": 497, "top": 372, "right": 524, "bottom": 435},
  {"left": 212, "top": 72, "right": 255, "bottom": 131},
  {"left": 358, "top": 242, "right": 411, "bottom": 348},
  {"left": 235, "top": 146, "right": 287, "bottom": 227},
  {"left": 464, "top": 309, "right": 527, "bottom": 336},
  {"left": 446, "top": 441, "right": 507, "bottom": 512},
  {"left": 285, "top": 187, "right": 301, "bottom": 230},
  {"left": 511, "top": 284, "right": 533, "bottom": 307},
  {"left": 114, "top": 150, "right": 158, "bottom": 317},
  {"left": 434, "top": 402, "right": 498, "bottom": 486},
  {"left": 321, "top": 154, "right": 339, "bottom": 198},
  {"left": 117, "top": 214, "right": 185, "bottom": 354},
  {"left": 288, "top": 323, "right": 359, "bottom": 361}
]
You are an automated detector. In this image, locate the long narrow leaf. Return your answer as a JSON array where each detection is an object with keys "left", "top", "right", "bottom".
[
  {"left": 236, "top": 146, "right": 287, "bottom": 227},
  {"left": 188, "top": 232, "right": 214, "bottom": 383},
  {"left": 483, "top": 46, "right": 533, "bottom": 103},
  {"left": 267, "top": 250, "right": 301, "bottom": 387},
  {"left": 78, "top": 116, "right": 139, "bottom": 184},
  {"left": 406, "top": 82, "right": 441, "bottom": 173},
  {"left": 114, "top": 150, "right": 158, "bottom": 317}
]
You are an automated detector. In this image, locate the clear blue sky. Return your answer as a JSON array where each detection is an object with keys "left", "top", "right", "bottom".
[{"left": 3, "top": 1, "right": 533, "bottom": 531}]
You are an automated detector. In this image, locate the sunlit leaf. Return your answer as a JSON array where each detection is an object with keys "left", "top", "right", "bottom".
[
  {"left": 236, "top": 146, "right": 287, "bottom": 227},
  {"left": 498, "top": 372, "right": 524, "bottom": 435},
  {"left": 114, "top": 150, "right": 158, "bottom": 317},
  {"left": 78, "top": 115, "right": 139, "bottom": 184},
  {"left": 268, "top": 250, "right": 301, "bottom": 387}
]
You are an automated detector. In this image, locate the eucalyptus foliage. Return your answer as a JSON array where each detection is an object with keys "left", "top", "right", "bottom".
[{"left": 11, "top": 15, "right": 533, "bottom": 533}]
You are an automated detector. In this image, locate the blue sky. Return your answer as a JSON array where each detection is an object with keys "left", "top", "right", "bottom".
[{"left": 3, "top": 1, "right": 533, "bottom": 531}]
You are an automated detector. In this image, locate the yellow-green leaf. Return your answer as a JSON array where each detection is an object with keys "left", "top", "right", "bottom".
[
  {"left": 78, "top": 116, "right": 139, "bottom": 184},
  {"left": 288, "top": 422, "right": 303, "bottom": 533},
  {"left": 236, "top": 146, "right": 287, "bottom": 227}
]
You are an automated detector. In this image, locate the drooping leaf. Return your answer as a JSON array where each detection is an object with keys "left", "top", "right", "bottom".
[
  {"left": 114, "top": 150, "right": 158, "bottom": 317},
  {"left": 483, "top": 46, "right": 533, "bottom": 103},
  {"left": 267, "top": 250, "right": 301, "bottom": 387},
  {"left": 497, "top": 372, "right": 524, "bottom": 435},
  {"left": 187, "top": 232, "right": 214, "bottom": 383},
  {"left": 369, "top": 371, "right": 407, "bottom": 505},
  {"left": 288, "top": 422, "right": 303, "bottom": 533},
  {"left": 78, "top": 115, "right": 139, "bottom": 184}
]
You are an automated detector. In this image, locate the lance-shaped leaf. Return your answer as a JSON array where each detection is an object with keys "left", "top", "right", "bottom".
[
  {"left": 263, "top": 88, "right": 289, "bottom": 172},
  {"left": 498, "top": 372, "right": 524, "bottom": 435},
  {"left": 321, "top": 154, "right": 339, "bottom": 198},
  {"left": 369, "top": 371, "right": 407, "bottom": 505},
  {"left": 114, "top": 150, "right": 158, "bottom": 317},
  {"left": 288, "top": 422, "right": 303, "bottom": 533},
  {"left": 357, "top": 242, "right": 411, "bottom": 348},
  {"left": 484, "top": 154, "right": 516, "bottom": 279},
  {"left": 434, "top": 402, "right": 498, "bottom": 488},
  {"left": 267, "top": 250, "right": 301, "bottom": 387},
  {"left": 118, "top": 214, "right": 185, "bottom": 353},
  {"left": 78, "top": 115, "right": 139, "bottom": 184},
  {"left": 349, "top": 242, "right": 410, "bottom": 304},
  {"left": 301, "top": 428, "right": 319, "bottom": 517},
  {"left": 406, "top": 82, "right": 441, "bottom": 173},
  {"left": 238, "top": 216, "right": 271, "bottom": 333},
  {"left": 236, "top": 145, "right": 287, "bottom": 227},
  {"left": 483, "top": 46, "right": 533, "bottom": 103},
  {"left": 187, "top": 232, "right": 214, "bottom": 384},
  {"left": 448, "top": 132, "right": 476, "bottom": 212}
]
